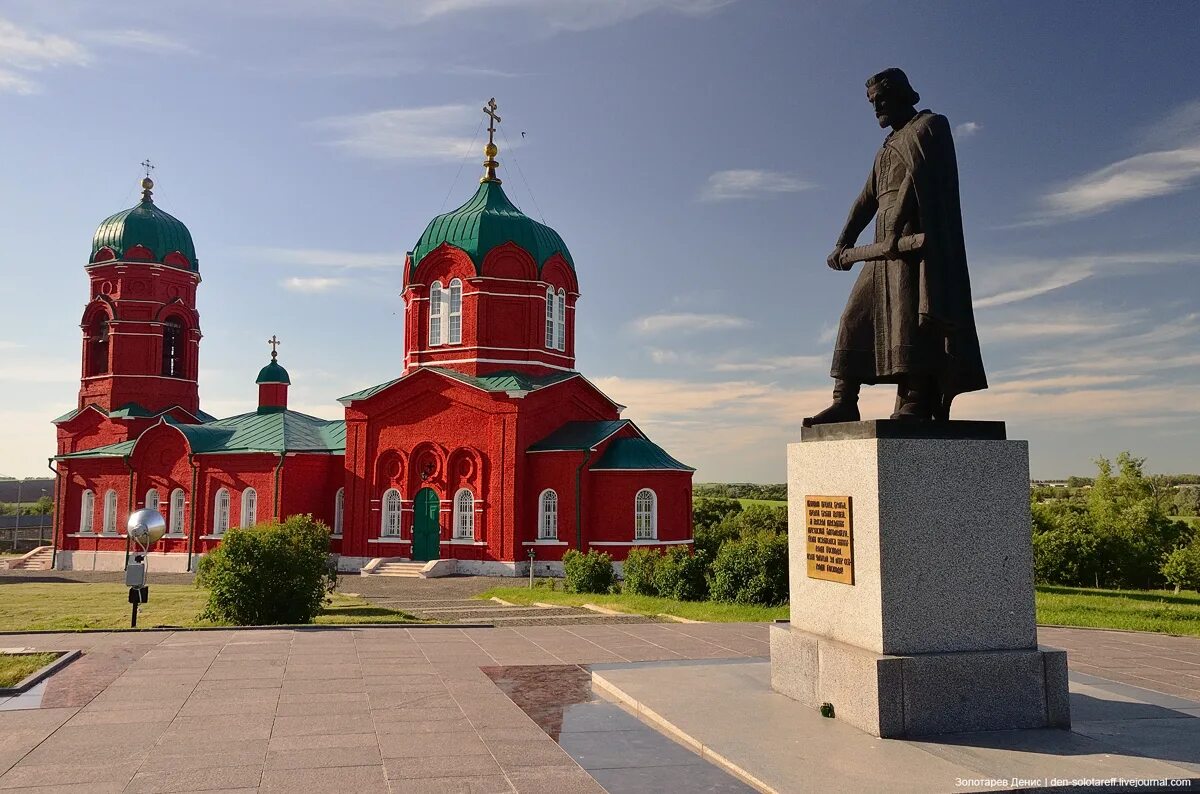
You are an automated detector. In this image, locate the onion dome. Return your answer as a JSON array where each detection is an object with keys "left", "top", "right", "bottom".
[
  {"left": 90, "top": 178, "right": 198, "bottom": 271},
  {"left": 410, "top": 101, "right": 573, "bottom": 275},
  {"left": 256, "top": 359, "right": 290, "bottom": 385}
]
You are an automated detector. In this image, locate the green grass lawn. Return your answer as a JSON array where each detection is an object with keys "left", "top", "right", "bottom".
[
  {"left": 0, "top": 652, "right": 60, "bottom": 687},
  {"left": 480, "top": 585, "right": 789, "bottom": 623},
  {"left": 1035, "top": 585, "right": 1200, "bottom": 637},
  {"left": 737, "top": 498, "right": 787, "bottom": 508},
  {"left": 0, "top": 583, "right": 419, "bottom": 631}
]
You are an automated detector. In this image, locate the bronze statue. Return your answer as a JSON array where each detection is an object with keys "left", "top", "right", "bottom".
[{"left": 805, "top": 68, "right": 987, "bottom": 426}]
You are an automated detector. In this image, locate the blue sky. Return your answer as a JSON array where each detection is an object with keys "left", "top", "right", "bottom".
[{"left": 1, "top": 1, "right": 1198, "bottom": 482}]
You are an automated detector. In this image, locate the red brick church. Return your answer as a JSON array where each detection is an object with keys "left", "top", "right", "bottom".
[{"left": 51, "top": 108, "right": 694, "bottom": 575}]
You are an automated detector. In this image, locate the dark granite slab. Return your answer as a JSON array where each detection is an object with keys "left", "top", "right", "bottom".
[{"left": 800, "top": 419, "right": 1007, "bottom": 442}]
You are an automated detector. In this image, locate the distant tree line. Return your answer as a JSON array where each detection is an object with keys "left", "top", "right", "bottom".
[
  {"left": 693, "top": 483, "right": 787, "bottom": 501},
  {"left": 0, "top": 497, "right": 53, "bottom": 516}
]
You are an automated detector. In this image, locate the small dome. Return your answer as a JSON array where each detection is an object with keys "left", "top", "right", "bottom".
[
  {"left": 256, "top": 360, "right": 290, "bottom": 385},
  {"left": 410, "top": 181, "right": 573, "bottom": 275},
  {"left": 91, "top": 181, "right": 197, "bottom": 271}
]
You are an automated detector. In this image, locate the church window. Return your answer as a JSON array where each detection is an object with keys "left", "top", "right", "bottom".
[
  {"left": 635, "top": 489, "right": 657, "bottom": 540},
  {"left": 169, "top": 489, "right": 185, "bottom": 535},
  {"left": 429, "top": 282, "right": 444, "bottom": 346},
  {"left": 80, "top": 490, "right": 95, "bottom": 534},
  {"left": 102, "top": 490, "right": 119, "bottom": 535},
  {"left": 213, "top": 488, "right": 230, "bottom": 535},
  {"left": 545, "top": 287, "right": 555, "bottom": 349},
  {"left": 87, "top": 317, "right": 110, "bottom": 376},
  {"left": 382, "top": 488, "right": 402, "bottom": 536},
  {"left": 448, "top": 279, "right": 463, "bottom": 345},
  {"left": 454, "top": 489, "right": 474, "bottom": 539},
  {"left": 162, "top": 319, "right": 185, "bottom": 377},
  {"left": 240, "top": 488, "right": 257, "bottom": 528},
  {"left": 538, "top": 490, "right": 558, "bottom": 540},
  {"left": 555, "top": 289, "right": 566, "bottom": 352},
  {"left": 333, "top": 488, "right": 344, "bottom": 536},
  {"left": 145, "top": 488, "right": 159, "bottom": 511}
]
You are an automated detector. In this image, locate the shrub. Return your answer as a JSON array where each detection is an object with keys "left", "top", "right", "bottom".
[
  {"left": 562, "top": 549, "right": 616, "bottom": 594},
  {"left": 709, "top": 531, "right": 789, "bottom": 606},
  {"left": 652, "top": 546, "right": 709, "bottom": 601},
  {"left": 196, "top": 514, "right": 336, "bottom": 625},
  {"left": 622, "top": 547, "right": 660, "bottom": 596},
  {"left": 1162, "top": 541, "right": 1200, "bottom": 594},
  {"left": 694, "top": 514, "right": 740, "bottom": 560},
  {"left": 737, "top": 503, "right": 788, "bottom": 535},
  {"left": 693, "top": 497, "right": 743, "bottom": 531}
]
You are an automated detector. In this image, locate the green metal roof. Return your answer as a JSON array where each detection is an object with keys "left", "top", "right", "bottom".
[
  {"left": 528, "top": 420, "right": 633, "bottom": 452},
  {"left": 410, "top": 181, "right": 574, "bottom": 275},
  {"left": 591, "top": 437, "right": 694, "bottom": 471},
  {"left": 57, "top": 439, "right": 138, "bottom": 459},
  {"left": 52, "top": 403, "right": 217, "bottom": 425},
  {"left": 91, "top": 192, "right": 197, "bottom": 271},
  {"left": 256, "top": 360, "right": 291, "bottom": 385},
  {"left": 338, "top": 367, "right": 575, "bottom": 405}
]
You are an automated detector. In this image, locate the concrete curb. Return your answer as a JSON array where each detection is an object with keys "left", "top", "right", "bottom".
[
  {"left": 0, "top": 623, "right": 494, "bottom": 636},
  {"left": 0, "top": 649, "right": 81, "bottom": 696}
]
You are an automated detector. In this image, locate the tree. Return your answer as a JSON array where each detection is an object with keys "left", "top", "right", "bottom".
[
  {"left": 693, "top": 497, "right": 742, "bottom": 531},
  {"left": 736, "top": 503, "right": 788, "bottom": 535},
  {"left": 1173, "top": 487, "right": 1200, "bottom": 518},
  {"left": 28, "top": 496, "right": 52, "bottom": 516},
  {"left": 1162, "top": 541, "right": 1200, "bottom": 595}
]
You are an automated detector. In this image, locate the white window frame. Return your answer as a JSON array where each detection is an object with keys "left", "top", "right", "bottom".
[
  {"left": 144, "top": 488, "right": 159, "bottom": 511},
  {"left": 333, "top": 488, "right": 345, "bottom": 536},
  {"left": 453, "top": 488, "right": 475, "bottom": 539},
  {"left": 635, "top": 488, "right": 657, "bottom": 540},
  {"left": 168, "top": 489, "right": 186, "bottom": 536},
  {"left": 241, "top": 488, "right": 257, "bottom": 528},
  {"left": 102, "top": 490, "right": 119, "bottom": 535},
  {"left": 538, "top": 489, "right": 558, "bottom": 540},
  {"left": 555, "top": 288, "right": 566, "bottom": 352},
  {"left": 545, "top": 286, "right": 556, "bottom": 349},
  {"left": 80, "top": 489, "right": 95, "bottom": 534},
  {"left": 448, "top": 278, "right": 463, "bottom": 345},
  {"left": 381, "top": 488, "right": 402, "bottom": 537},
  {"left": 429, "top": 281, "right": 444, "bottom": 346},
  {"left": 213, "top": 488, "right": 230, "bottom": 536}
]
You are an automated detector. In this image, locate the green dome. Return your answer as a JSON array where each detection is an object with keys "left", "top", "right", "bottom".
[
  {"left": 410, "top": 180, "right": 573, "bottom": 275},
  {"left": 91, "top": 184, "right": 197, "bottom": 271},
  {"left": 256, "top": 360, "right": 290, "bottom": 385}
]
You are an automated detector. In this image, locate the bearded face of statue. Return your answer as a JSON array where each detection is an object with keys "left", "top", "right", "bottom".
[{"left": 867, "top": 82, "right": 912, "bottom": 130}]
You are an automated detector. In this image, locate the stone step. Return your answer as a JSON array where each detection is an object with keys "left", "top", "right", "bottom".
[{"left": 7, "top": 546, "right": 52, "bottom": 570}]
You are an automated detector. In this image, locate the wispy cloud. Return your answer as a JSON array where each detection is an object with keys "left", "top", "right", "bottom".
[
  {"left": 243, "top": 247, "right": 405, "bottom": 269},
  {"left": 972, "top": 250, "right": 1199, "bottom": 308},
  {"left": 955, "top": 121, "right": 982, "bottom": 137},
  {"left": 979, "top": 306, "right": 1141, "bottom": 342},
  {"left": 629, "top": 313, "right": 750, "bottom": 335},
  {"left": 0, "top": 17, "right": 89, "bottom": 94},
  {"left": 699, "top": 169, "right": 814, "bottom": 201},
  {"left": 83, "top": 29, "right": 195, "bottom": 55},
  {"left": 282, "top": 277, "right": 346, "bottom": 293},
  {"left": 313, "top": 104, "right": 484, "bottom": 163}
]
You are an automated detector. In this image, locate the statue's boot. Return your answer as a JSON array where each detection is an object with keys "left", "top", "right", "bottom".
[
  {"left": 891, "top": 376, "right": 936, "bottom": 422},
  {"left": 803, "top": 380, "right": 861, "bottom": 426}
]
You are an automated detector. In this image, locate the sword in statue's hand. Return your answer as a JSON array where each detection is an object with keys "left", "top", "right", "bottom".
[{"left": 828, "top": 233, "right": 925, "bottom": 271}]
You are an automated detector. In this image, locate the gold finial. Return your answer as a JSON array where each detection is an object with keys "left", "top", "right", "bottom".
[
  {"left": 268, "top": 334, "right": 281, "bottom": 361},
  {"left": 140, "top": 159, "right": 155, "bottom": 201},
  {"left": 481, "top": 98, "right": 502, "bottom": 184}
]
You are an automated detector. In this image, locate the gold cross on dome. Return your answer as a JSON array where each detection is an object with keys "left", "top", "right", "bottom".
[
  {"left": 140, "top": 159, "right": 155, "bottom": 178},
  {"left": 267, "top": 334, "right": 281, "bottom": 360},
  {"left": 483, "top": 98, "right": 501, "bottom": 146}
]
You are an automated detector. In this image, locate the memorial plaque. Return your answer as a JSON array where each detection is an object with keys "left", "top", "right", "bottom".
[{"left": 804, "top": 495, "right": 854, "bottom": 585}]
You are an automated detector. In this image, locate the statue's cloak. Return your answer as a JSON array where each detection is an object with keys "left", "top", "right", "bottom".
[{"left": 831, "top": 111, "right": 987, "bottom": 400}]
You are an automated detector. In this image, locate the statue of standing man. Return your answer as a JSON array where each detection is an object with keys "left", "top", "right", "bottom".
[{"left": 805, "top": 68, "right": 987, "bottom": 426}]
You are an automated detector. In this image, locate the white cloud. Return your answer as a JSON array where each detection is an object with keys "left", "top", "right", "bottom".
[
  {"left": 84, "top": 29, "right": 195, "bottom": 54},
  {"left": 0, "top": 17, "right": 88, "bottom": 93},
  {"left": 972, "top": 250, "right": 1199, "bottom": 308},
  {"left": 245, "top": 247, "right": 404, "bottom": 269},
  {"left": 313, "top": 104, "right": 485, "bottom": 163},
  {"left": 629, "top": 313, "right": 750, "bottom": 335},
  {"left": 0, "top": 67, "right": 36, "bottom": 94},
  {"left": 282, "top": 277, "right": 346, "bottom": 293},
  {"left": 699, "top": 169, "right": 814, "bottom": 201},
  {"left": 955, "top": 121, "right": 982, "bottom": 137}
]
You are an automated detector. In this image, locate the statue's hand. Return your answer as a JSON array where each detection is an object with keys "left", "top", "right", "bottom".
[
  {"left": 827, "top": 246, "right": 849, "bottom": 271},
  {"left": 882, "top": 233, "right": 900, "bottom": 260}
]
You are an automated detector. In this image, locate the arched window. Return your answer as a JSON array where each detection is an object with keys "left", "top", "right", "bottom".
[
  {"left": 555, "top": 289, "right": 566, "bottom": 352},
  {"left": 86, "top": 316, "right": 110, "bottom": 376},
  {"left": 102, "top": 490, "right": 119, "bottom": 535},
  {"left": 240, "top": 488, "right": 257, "bottom": 528},
  {"left": 381, "top": 488, "right": 402, "bottom": 536},
  {"left": 80, "top": 490, "right": 95, "bottom": 534},
  {"left": 538, "top": 490, "right": 558, "bottom": 540},
  {"left": 545, "top": 287, "right": 555, "bottom": 349},
  {"left": 429, "top": 281, "right": 444, "bottom": 346},
  {"left": 213, "top": 488, "right": 230, "bottom": 535},
  {"left": 448, "top": 279, "right": 463, "bottom": 345},
  {"left": 168, "top": 489, "right": 186, "bottom": 536},
  {"left": 454, "top": 489, "right": 474, "bottom": 539},
  {"left": 161, "top": 318, "right": 185, "bottom": 377},
  {"left": 333, "top": 488, "right": 344, "bottom": 536},
  {"left": 144, "top": 488, "right": 159, "bottom": 511},
  {"left": 635, "top": 488, "right": 657, "bottom": 540}
]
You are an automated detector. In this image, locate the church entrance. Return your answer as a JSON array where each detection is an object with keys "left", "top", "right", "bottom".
[{"left": 412, "top": 488, "right": 440, "bottom": 562}]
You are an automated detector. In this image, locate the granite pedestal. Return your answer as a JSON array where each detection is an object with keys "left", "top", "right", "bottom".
[{"left": 771, "top": 420, "right": 1070, "bottom": 738}]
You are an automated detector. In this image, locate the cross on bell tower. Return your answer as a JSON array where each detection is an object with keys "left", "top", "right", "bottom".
[
  {"left": 268, "top": 334, "right": 281, "bottom": 361},
  {"left": 481, "top": 98, "right": 502, "bottom": 184}
]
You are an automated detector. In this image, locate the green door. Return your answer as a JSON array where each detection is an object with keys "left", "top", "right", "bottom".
[{"left": 412, "top": 488, "right": 441, "bottom": 562}]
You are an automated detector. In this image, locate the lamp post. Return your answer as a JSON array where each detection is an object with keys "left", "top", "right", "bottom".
[
  {"left": 125, "top": 509, "right": 166, "bottom": 628},
  {"left": 13, "top": 479, "right": 21, "bottom": 551}
]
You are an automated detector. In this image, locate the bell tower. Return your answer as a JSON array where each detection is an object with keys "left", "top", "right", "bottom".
[{"left": 78, "top": 171, "right": 202, "bottom": 418}]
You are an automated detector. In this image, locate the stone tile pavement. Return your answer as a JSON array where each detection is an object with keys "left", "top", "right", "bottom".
[{"left": 1040, "top": 626, "right": 1200, "bottom": 702}]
